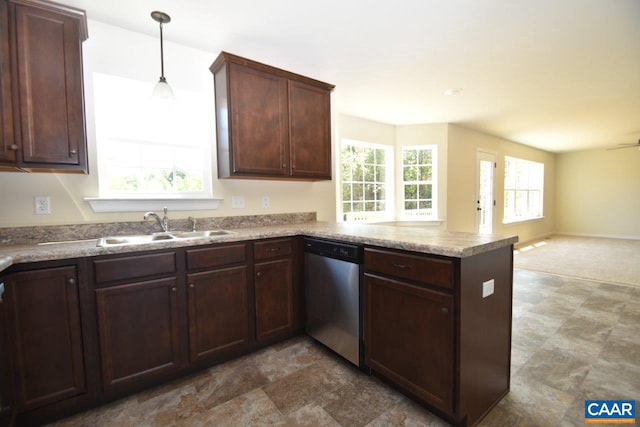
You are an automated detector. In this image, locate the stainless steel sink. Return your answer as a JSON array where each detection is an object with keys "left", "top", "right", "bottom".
[
  {"left": 170, "top": 230, "right": 234, "bottom": 239},
  {"left": 96, "top": 230, "right": 234, "bottom": 247}
]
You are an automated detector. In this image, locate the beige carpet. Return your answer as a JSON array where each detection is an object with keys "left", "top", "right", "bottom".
[{"left": 514, "top": 235, "right": 640, "bottom": 287}]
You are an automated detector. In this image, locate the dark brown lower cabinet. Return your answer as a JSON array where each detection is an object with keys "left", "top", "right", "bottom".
[
  {"left": 2, "top": 265, "right": 87, "bottom": 411},
  {"left": 187, "top": 266, "right": 250, "bottom": 362},
  {"left": 364, "top": 245, "right": 513, "bottom": 426},
  {"left": 254, "top": 257, "right": 294, "bottom": 343},
  {"left": 365, "top": 273, "right": 454, "bottom": 414},
  {"left": 95, "top": 278, "right": 185, "bottom": 392}
]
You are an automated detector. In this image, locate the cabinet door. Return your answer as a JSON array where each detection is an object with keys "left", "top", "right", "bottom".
[
  {"left": 288, "top": 80, "right": 332, "bottom": 179},
  {"left": 187, "top": 266, "right": 250, "bottom": 363},
  {"left": 0, "top": 0, "right": 15, "bottom": 164},
  {"left": 228, "top": 63, "right": 289, "bottom": 176},
  {"left": 95, "top": 278, "right": 184, "bottom": 392},
  {"left": 3, "top": 266, "right": 86, "bottom": 411},
  {"left": 12, "top": 2, "right": 87, "bottom": 171},
  {"left": 254, "top": 258, "right": 294, "bottom": 343},
  {"left": 365, "top": 273, "right": 454, "bottom": 413}
]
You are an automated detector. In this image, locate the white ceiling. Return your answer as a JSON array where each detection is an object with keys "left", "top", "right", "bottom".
[{"left": 64, "top": 0, "right": 640, "bottom": 153}]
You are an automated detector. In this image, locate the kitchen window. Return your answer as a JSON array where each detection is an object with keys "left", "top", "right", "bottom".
[
  {"left": 401, "top": 145, "right": 437, "bottom": 219},
  {"left": 503, "top": 156, "right": 544, "bottom": 223},
  {"left": 93, "top": 73, "right": 212, "bottom": 199},
  {"left": 340, "top": 140, "right": 393, "bottom": 221}
]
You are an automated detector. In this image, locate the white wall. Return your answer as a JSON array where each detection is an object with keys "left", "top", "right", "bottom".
[
  {"left": 446, "top": 125, "right": 556, "bottom": 243},
  {"left": 0, "top": 21, "right": 335, "bottom": 227},
  {"left": 555, "top": 148, "right": 640, "bottom": 239}
]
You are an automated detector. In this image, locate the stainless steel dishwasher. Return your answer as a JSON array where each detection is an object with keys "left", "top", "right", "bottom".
[{"left": 304, "top": 238, "right": 364, "bottom": 368}]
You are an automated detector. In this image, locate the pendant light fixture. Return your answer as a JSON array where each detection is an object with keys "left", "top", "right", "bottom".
[{"left": 151, "top": 11, "right": 174, "bottom": 98}]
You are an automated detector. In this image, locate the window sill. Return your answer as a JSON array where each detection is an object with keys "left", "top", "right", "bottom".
[
  {"left": 84, "top": 197, "right": 224, "bottom": 213},
  {"left": 503, "top": 216, "right": 545, "bottom": 225}
]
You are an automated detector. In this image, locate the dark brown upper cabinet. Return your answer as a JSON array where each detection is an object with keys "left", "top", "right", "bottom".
[
  {"left": 210, "top": 52, "right": 334, "bottom": 181},
  {"left": 0, "top": 0, "right": 88, "bottom": 173}
]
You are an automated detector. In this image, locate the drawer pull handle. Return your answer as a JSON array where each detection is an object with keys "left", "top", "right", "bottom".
[
  {"left": 189, "top": 284, "right": 195, "bottom": 288},
  {"left": 392, "top": 263, "right": 412, "bottom": 270},
  {"left": 267, "top": 247, "right": 281, "bottom": 252}
]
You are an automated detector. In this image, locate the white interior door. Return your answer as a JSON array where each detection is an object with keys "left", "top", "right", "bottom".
[{"left": 476, "top": 151, "right": 496, "bottom": 234}]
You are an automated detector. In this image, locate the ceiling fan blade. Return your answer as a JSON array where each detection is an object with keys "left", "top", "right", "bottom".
[
  {"left": 606, "top": 139, "right": 640, "bottom": 151},
  {"left": 606, "top": 146, "right": 636, "bottom": 150}
]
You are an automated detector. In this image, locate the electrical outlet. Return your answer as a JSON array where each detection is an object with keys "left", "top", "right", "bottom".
[
  {"left": 35, "top": 196, "right": 51, "bottom": 214},
  {"left": 231, "top": 195, "right": 245, "bottom": 209},
  {"left": 262, "top": 196, "right": 270, "bottom": 208},
  {"left": 482, "top": 279, "right": 495, "bottom": 298}
]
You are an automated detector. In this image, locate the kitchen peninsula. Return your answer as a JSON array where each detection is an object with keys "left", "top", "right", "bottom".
[{"left": 0, "top": 216, "right": 517, "bottom": 426}]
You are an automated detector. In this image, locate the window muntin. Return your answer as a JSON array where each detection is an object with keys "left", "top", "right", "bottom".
[
  {"left": 402, "top": 146, "right": 437, "bottom": 219},
  {"left": 93, "top": 73, "right": 212, "bottom": 198},
  {"left": 503, "top": 156, "right": 544, "bottom": 223},
  {"left": 341, "top": 140, "right": 392, "bottom": 221}
]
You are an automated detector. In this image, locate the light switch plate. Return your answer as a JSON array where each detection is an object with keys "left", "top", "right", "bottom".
[
  {"left": 35, "top": 196, "right": 51, "bottom": 214},
  {"left": 482, "top": 279, "right": 495, "bottom": 298},
  {"left": 231, "top": 196, "right": 245, "bottom": 209},
  {"left": 262, "top": 196, "right": 270, "bottom": 208}
]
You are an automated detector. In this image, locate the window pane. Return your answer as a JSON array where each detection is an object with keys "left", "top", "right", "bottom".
[
  {"left": 352, "top": 183, "right": 364, "bottom": 201},
  {"left": 403, "top": 166, "right": 417, "bottom": 181},
  {"left": 419, "top": 166, "right": 432, "bottom": 181},
  {"left": 418, "top": 184, "right": 431, "bottom": 199},
  {"left": 403, "top": 149, "right": 417, "bottom": 165},
  {"left": 404, "top": 184, "right": 417, "bottom": 200},
  {"left": 364, "top": 183, "right": 375, "bottom": 200},
  {"left": 419, "top": 149, "right": 432, "bottom": 164}
]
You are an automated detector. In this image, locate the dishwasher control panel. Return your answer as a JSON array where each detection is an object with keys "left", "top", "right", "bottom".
[{"left": 304, "top": 238, "right": 363, "bottom": 263}]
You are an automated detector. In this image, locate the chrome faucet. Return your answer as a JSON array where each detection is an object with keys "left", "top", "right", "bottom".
[
  {"left": 188, "top": 216, "right": 197, "bottom": 232},
  {"left": 144, "top": 207, "right": 169, "bottom": 232}
]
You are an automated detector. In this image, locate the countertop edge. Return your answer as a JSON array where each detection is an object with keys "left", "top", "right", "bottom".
[{"left": 0, "top": 223, "right": 518, "bottom": 274}]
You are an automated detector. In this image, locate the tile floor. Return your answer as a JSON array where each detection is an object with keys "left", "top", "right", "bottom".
[{"left": 51, "top": 269, "right": 640, "bottom": 426}]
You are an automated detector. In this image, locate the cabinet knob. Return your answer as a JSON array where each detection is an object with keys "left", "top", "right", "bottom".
[
  {"left": 189, "top": 283, "right": 195, "bottom": 288},
  {"left": 282, "top": 163, "right": 286, "bottom": 169},
  {"left": 70, "top": 149, "right": 77, "bottom": 155},
  {"left": 171, "top": 287, "right": 177, "bottom": 292},
  {"left": 10, "top": 144, "right": 18, "bottom": 151},
  {"left": 256, "top": 272, "right": 262, "bottom": 278},
  {"left": 441, "top": 307, "right": 449, "bottom": 315},
  {"left": 67, "top": 278, "right": 76, "bottom": 285}
]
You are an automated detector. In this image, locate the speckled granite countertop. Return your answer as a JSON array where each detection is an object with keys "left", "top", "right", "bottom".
[{"left": 0, "top": 221, "right": 518, "bottom": 274}]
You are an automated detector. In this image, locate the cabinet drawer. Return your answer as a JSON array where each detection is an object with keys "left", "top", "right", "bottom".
[
  {"left": 93, "top": 252, "right": 176, "bottom": 284},
  {"left": 364, "top": 248, "right": 453, "bottom": 289},
  {"left": 186, "top": 244, "right": 247, "bottom": 270},
  {"left": 254, "top": 238, "right": 292, "bottom": 260}
]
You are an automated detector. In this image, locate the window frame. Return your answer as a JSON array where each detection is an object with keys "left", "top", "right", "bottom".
[
  {"left": 93, "top": 72, "right": 213, "bottom": 200},
  {"left": 340, "top": 139, "right": 394, "bottom": 222},
  {"left": 400, "top": 145, "right": 437, "bottom": 220},
  {"left": 503, "top": 156, "right": 544, "bottom": 223}
]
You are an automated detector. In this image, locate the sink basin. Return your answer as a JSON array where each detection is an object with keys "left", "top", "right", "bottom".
[
  {"left": 96, "top": 230, "right": 234, "bottom": 247},
  {"left": 170, "top": 230, "right": 234, "bottom": 239},
  {"left": 97, "top": 233, "right": 175, "bottom": 247}
]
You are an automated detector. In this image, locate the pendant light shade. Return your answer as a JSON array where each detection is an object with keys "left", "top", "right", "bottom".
[{"left": 151, "top": 11, "right": 174, "bottom": 99}]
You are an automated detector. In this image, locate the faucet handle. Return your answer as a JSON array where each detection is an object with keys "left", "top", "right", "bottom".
[{"left": 163, "top": 207, "right": 168, "bottom": 216}]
